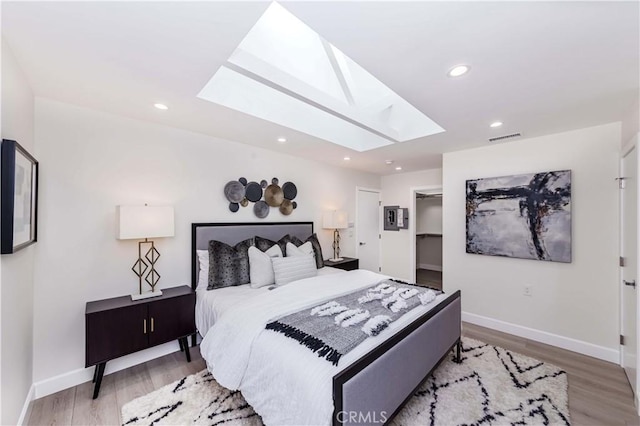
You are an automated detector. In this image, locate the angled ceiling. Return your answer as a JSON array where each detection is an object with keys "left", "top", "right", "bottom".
[{"left": 2, "top": 1, "right": 638, "bottom": 175}]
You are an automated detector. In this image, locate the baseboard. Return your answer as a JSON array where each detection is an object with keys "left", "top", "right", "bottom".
[
  {"left": 417, "top": 264, "right": 442, "bottom": 272},
  {"left": 33, "top": 341, "right": 180, "bottom": 399},
  {"left": 17, "top": 384, "right": 35, "bottom": 425},
  {"left": 462, "top": 311, "right": 619, "bottom": 363}
]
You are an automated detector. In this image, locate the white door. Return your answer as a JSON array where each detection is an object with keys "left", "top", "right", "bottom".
[
  {"left": 621, "top": 146, "right": 637, "bottom": 396},
  {"left": 357, "top": 189, "right": 380, "bottom": 272}
]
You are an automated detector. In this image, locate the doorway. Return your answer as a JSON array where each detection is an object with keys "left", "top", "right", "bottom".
[
  {"left": 621, "top": 142, "right": 638, "bottom": 404},
  {"left": 409, "top": 186, "right": 443, "bottom": 288},
  {"left": 356, "top": 187, "right": 381, "bottom": 273}
]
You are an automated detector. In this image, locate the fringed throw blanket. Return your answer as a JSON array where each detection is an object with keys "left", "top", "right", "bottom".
[{"left": 265, "top": 280, "right": 441, "bottom": 365}]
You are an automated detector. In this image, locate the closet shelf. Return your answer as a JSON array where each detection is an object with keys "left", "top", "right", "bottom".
[{"left": 417, "top": 232, "right": 443, "bottom": 238}]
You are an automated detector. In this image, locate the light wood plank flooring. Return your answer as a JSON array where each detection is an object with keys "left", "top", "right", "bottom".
[{"left": 26, "top": 324, "right": 639, "bottom": 425}]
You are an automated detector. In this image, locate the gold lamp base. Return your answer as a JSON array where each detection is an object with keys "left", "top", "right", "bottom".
[{"left": 131, "top": 289, "right": 163, "bottom": 301}]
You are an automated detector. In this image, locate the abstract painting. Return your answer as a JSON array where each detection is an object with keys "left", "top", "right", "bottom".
[{"left": 466, "top": 170, "right": 571, "bottom": 262}]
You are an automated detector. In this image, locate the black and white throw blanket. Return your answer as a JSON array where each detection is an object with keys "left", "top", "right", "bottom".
[{"left": 265, "top": 280, "right": 441, "bottom": 365}]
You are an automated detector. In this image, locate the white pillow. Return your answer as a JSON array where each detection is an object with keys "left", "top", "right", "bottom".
[
  {"left": 197, "top": 249, "right": 209, "bottom": 291},
  {"left": 272, "top": 255, "right": 317, "bottom": 286},
  {"left": 248, "top": 245, "right": 283, "bottom": 288},
  {"left": 286, "top": 241, "right": 314, "bottom": 257}
]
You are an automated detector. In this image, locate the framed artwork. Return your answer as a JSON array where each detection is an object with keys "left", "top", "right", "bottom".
[
  {"left": 466, "top": 170, "right": 571, "bottom": 263},
  {"left": 1, "top": 139, "right": 39, "bottom": 254}
]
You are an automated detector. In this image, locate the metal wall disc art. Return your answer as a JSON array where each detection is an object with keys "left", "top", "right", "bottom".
[
  {"left": 245, "top": 181, "right": 263, "bottom": 202},
  {"left": 265, "top": 184, "right": 284, "bottom": 207},
  {"left": 282, "top": 182, "right": 297, "bottom": 200},
  {"left": 224, "top": 181, "right": 245, "bottom": 203},
  {"left": 224, "top": 177, "right": 298, "bottom": 218},
  {"left": 254, "top": 200, "right": 270, "bottom": 218},
  {"left": 279, "top": 199, "right": 293, "bottom": 215}
]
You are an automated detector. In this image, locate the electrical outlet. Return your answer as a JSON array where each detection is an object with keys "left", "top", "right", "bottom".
[{"left": 523, "top": 285, "right": 533, "bottom": 297}]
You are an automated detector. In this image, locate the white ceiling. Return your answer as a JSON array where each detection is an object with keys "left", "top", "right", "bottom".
[{"left": 2, "top": 1, "right": 638, "bottom": 175}]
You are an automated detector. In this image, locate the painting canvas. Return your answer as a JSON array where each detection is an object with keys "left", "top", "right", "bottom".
[{"left": 466, "top": 170, "right": 571, "bottom": 263}]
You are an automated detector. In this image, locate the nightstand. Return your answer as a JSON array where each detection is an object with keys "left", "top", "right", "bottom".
[
  {"left": 85, "top": 285, "right": 195, "bottom": 399},
  {"left": 324, "top": 257, "right": 359, "bottom": 271}
]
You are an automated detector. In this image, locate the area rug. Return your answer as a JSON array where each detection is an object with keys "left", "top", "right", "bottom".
[{"left": 121, "top": 338, "right": 570, "bottom": 425}]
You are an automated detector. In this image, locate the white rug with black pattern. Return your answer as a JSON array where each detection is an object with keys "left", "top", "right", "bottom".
[{"left": 121, "top": 338, "right": 570, "bottom": 425}]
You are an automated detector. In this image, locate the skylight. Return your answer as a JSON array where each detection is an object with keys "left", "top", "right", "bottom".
[{"left": 197, "top": 2, "right": 445, "bottom": 152}]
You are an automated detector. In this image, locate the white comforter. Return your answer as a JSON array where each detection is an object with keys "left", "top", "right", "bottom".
[{"left": 200, "top": 269, "right": 447, "bottom": 425}]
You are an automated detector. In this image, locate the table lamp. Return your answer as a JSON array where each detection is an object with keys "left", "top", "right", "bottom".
[
  {"left": 116, "top": 205, "right": 174, "bottom": 300},
  {"left": 323, "top": 210, "right": 348, "bottom": 261}
]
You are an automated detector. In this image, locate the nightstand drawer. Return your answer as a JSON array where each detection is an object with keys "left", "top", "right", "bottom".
[{"left": 324, "top": 257, "right": 359, "bottom": 271}]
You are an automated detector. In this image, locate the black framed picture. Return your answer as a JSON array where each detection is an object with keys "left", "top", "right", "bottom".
[{"left": 1, "top": 139, "right": 39, "bottom": 254}]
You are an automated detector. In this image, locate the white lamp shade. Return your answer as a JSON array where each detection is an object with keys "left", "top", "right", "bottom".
[
  {"left": 116, "top": 205, "right": 175, "bottom": 240},
  {"left": 323, "top": 210, "right": 348, "bottom": 229}
]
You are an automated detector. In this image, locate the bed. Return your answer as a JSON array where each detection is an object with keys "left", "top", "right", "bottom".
[{"left": 191, "top": 222, "right": 461, "bottom": 425}]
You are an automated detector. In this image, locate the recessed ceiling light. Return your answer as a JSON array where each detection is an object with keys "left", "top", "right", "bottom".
[
  {"left": 490, "top": 121, "right": 503, "bottom": 128},
  {"left": 448, "top": 65, "right": 470, "bottom": 77},
  {"left": 395, "top": 166, "right": 402, "bottom": 171},
  {"left": 385, "top": 160, "right": 394, "bottom": 165},
  {"left": 343, "top": 156, "right": 351, "bottom": 161},
  {"left": 154, "top": 103, "right": 168, "bottom": 110},
  {"left": 277, "top": 137, "right": 287, "bottom": 143}
]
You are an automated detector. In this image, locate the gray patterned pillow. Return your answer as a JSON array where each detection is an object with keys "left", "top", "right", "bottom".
[
  {"left": 288, "top": 234, "right": 324, "bottom": 269},
  {"left": 255, "top": 235, "right": 291, "bottom": 256},
  {"left": 207, "top": 238, "right": 253, "bottom": 289}
]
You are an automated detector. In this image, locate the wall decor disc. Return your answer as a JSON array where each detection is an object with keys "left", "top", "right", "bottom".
[
  {"left": 224, "top": 181, "right": 245, "bottom": 203},
  {"left": 292, "top": 201, "right": 297, "bottom": 209},
  {"left": 253, "top": 200, "right": 270, "bottom": 219},
  {"left": 265, "top": 184, "right": 284, "bottom": 207},
  {"left": 260, "top": 180, "right": 268, "bottom": 188},
  {"left": 229, "top": 202, "right": 239, "bottom": 212},
  {"left": 238, "top": 177, "right": 248, "bottom": 186},
  {"left": 240, "top": 198, "right": 249, "bottom": 207},
  {"left": 282, "top": 182, "right": 297, "bottom": 200},
  {"left": 245, "top": 181, "right": 263, "bottom": 202},
  {"left": 279, "top": 199, "right": 293, "bottom": 215},
  {"left": 272, "top": 177, "right": 279, "bottom": 185}
]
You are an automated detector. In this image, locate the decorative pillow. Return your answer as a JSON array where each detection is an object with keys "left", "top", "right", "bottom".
[
  {"left": 255, "top": 235, "right": 291, "bottom": 256},
  {"left": 272, "top": 255, "right": 318, "bottom": 286},
  {"left": 288, "top": 234, "right": 325, "bottom": 269},
  {"left": 248, "top": 245, "right": 283, "bottom": 288},
  {"left": 286, "top": 241, "right": 314, "bottom": 257},
  {"left": 197, "top": 249, "right": 209, "bottom": 291},
  {"left": 207, "top": 238, "right": 253, "bottom": 289}
]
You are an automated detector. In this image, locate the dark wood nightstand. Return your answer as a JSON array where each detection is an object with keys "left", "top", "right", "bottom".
[
  {"left": 324, "top": 257, "right": 359, "bottom": 271},
  {"left": 85, "top": 285, "right": 195, "bottom": 399}
]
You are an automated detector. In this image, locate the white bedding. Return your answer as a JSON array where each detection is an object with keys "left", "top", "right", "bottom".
[
  {"left": 195, "top": 266, "right": 346, "bottom": 338},
  {"left": 200, "top": 269, "right": 447, "bottom": 426}
]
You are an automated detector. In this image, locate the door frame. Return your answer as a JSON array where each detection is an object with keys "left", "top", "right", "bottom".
[
  {"left": 409, "top": 185, "right": 443, "bottom": 283},
  {"left": 355, "top": 187, "right": 381, "bottom": 272},
  {"left": 619, "top": 133, "right": 640, "bottom": 414}
]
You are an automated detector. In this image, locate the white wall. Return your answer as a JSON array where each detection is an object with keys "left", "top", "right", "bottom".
[
  {"left": 32, "top": 98, "right": 380, "bottom": 388},
  {"left": 622, "top": 99, "right": 639, "bottom": 146},
  {"left": 380, "top": 169, "right": 442, "bottom": 280},
  {"left": 1, "top": 39, "right": 35, "bottom": 424},
  {"left": 443, "top": 123, "right": 621, "bottom": 359}
]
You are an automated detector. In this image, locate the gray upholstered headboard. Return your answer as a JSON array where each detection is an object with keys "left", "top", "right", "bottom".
[{"left": 191, "top": 222, "right": 314, "bottom": 289}]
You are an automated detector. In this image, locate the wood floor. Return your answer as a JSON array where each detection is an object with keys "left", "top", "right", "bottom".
[
  {"left": 416, "top": 268, "right": 442, "bottom": 290},
  {"left": 26, "top": 323, "right": 639, "bottom": 426}
]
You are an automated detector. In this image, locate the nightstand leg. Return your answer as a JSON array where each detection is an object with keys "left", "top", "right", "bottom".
[
  {"left": 179, "top": 338, "right": 184, "bottom": 352},
  {"left": 191, "top": 333, "right": 197, "bottom": 347},
  {"left": 92, "top": 365, "right": 98, "bottom": 383},
  {"left": 92, "top": 362, "right": 106, "bottom": 399},
  {"left": 180, "top": 337, "right": 191, "bottom": 362}
]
